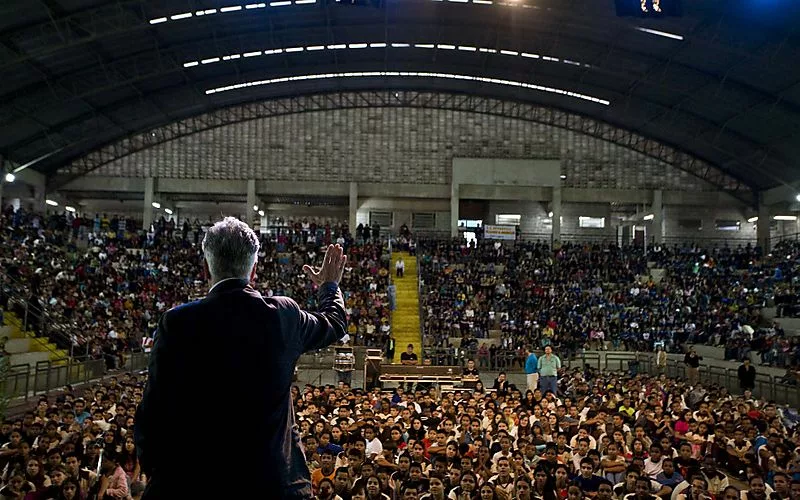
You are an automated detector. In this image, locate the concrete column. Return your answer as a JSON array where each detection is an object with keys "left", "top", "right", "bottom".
[
  {"left": 758, "top": 201, "right": 770, "bottom": 253},
  {"left": 246, "top": 179, "right": 257, "bottom": 225},
  {"left": 450, "top": 182, "right": 459, "bottom": 238},
  {"left": 349, "top": 182, "right": 358, "bottom": 234},
  {"left": 651, "top": 189, "right": 664, "bottom": 245},
  {"left": 143, "top": 177, "right": 155, "bottom": 231},
  {"left": 552, "top": 186, "right": 562, "bottom": 245}
]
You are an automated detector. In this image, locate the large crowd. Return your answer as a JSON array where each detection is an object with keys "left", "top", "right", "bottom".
[
  {"left": 2, "top": 205, "right": 800, "bottom": 499},
  {"left": 0, "top": 207, "right": 393, "bottom": 368},
  {"left": 419, "top": 239, "right": 800, "bottom": 368},
  {"left": 3, "top": 359, "right": 800, "bottom": 499}
]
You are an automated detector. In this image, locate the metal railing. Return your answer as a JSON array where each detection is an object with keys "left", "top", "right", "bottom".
[
  {"left": 0, "top": 270, "right": 83, "bottom": 356},
  {"left": 419, "top": 346, "right": 800, "bottom": 407},
  {"left": 1, "top": 349, "right": 150, "bottom": 408}
]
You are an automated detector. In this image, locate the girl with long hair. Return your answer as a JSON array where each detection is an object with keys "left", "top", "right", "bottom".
[
  {"left": 117, "top": 436, "right": 140, "bottom": 483},
  {"left": 447, "top": 471, "right": 479, "bottom": 500},
  {"left": 24, "top": 457, "right": 50, "bottom": 492}
]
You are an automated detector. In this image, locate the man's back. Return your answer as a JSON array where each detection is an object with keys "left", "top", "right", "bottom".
[{"left": 135, "top": 278, "right": 346, "bottom": 498}]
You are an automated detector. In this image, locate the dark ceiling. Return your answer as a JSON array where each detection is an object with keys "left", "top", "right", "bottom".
[{"left": 1, "top": 0, "right": 799, "bottom": 193}]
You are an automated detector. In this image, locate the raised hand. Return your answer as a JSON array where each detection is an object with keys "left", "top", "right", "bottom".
[{"left": 303, "top": 244, "right": 347, "bottom": 286}]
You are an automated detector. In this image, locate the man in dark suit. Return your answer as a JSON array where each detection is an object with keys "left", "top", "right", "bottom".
[{"left": 135, "top": 217, "right": 348, "bottom": 499}]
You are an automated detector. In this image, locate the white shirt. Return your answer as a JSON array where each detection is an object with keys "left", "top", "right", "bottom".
[
  {"left": 366, "top": 437, "right": 383, "bottom": 458},
  {"left": 643, "top": 457, "right": 663, "bottom": 478}
]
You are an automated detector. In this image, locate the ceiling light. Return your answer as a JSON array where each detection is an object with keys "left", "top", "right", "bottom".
[
  {"left": 258, "top": 210, "right": 265, "bottom": 216},
  {"left": 253, "top": 205, "right": 259, "bottom": 211},
  {"left": 548, "top": 211, "right": 553, "bottom": 218},
  {"left": 795, "top": 194, "right": 800, "bottom": 202},
  {"left": 152, "top": 202, "right": 161, "bottom": 209},
  {"left": 206, "top": 71, "right": 610, "bottom": 105},
  {"left": 773, "top": 215, "right": 797, "bottom": 221},
  {"left": 65, "top": 206, "right": 76, "bottom": 213},
  {"left": 643, "top": 214, "right": 654, "bottom": 221},
  {"left": 560, "top": 174, "right": 567, "bottom": 180},
  {"left": 747, "top": 216, "right": 758, "bottom": 223},
  {"left": 164, "top": 208, "right": 173, "bottom": 215},
  {"left": 46, "top": 199, "right": 59, "bottom": 206},
  {"left": 635, "top": 27, "right": 684, "bottom": 41},
  {"left": 4, "top": 173, "right": 14, "bottom": 183}
]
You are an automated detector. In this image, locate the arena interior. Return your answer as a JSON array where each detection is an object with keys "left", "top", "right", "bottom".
[{"left": 2, "top": 0, "right": 800, "bottom": 498}]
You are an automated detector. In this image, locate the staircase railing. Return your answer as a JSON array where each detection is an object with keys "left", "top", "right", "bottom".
[{"left": 0, "top": 270, "right": 81, "bottom": 359}]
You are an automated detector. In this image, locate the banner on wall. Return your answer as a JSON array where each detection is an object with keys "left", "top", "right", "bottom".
[{"left": 484, "top": 225, "right": 517, "bottom": 240}]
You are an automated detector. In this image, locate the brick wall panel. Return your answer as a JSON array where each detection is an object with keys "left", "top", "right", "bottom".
[{"left": 91, "top": 108, "right": 716, "bottom": 192}]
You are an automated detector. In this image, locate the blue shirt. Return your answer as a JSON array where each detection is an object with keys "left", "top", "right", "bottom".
[{"left": 525, "top": 353, "right": 539, "bottom": 374}]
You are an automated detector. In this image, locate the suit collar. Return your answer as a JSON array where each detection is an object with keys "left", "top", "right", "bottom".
[{"left": 208, "top": 277, "right": 250, "bottom": 296}]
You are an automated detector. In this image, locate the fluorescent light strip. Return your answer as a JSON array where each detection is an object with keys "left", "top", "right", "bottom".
[
  {"left": 635, "top": 27, "right": 684, "bottom": 41},
  {"left": 182, "top": 42, "right": 591, "bottom": 73},
  {"left": 205, "top": 71, "right": 610, "bottom": 105},
  {"left": 155, "top": 0, "right": 542, "bottom": 27}
]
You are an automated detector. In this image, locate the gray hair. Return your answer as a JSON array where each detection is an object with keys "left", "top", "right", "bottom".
[{"left": 201, "top": 217, "right": 260, "bottom": 281}]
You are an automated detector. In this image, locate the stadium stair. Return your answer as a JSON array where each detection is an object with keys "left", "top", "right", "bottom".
[
  {"left": 391, "top": 252, "right": 421, "bottom": 364},
  {"left": 1, "top": 311, "right": 70, "bottom": 368}
]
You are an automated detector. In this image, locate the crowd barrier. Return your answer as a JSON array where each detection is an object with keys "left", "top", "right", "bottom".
[
  {"left": 422, "top": 347, "right": 800, "bottom": 407},
  {"left": 4, "top": 345, "right": 797, "bottom": 410},
  {"left": 1, "top": 350, "right": 150, "bottom": 408}
]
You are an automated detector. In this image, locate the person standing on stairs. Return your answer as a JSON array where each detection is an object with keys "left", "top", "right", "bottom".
[
  {"left": 386, "top": 334, "right": 396, "bottom": 362},
  {"left": 401, "top": 344, "right": 418, "bottom": 391},
  {"left": 395, "top": 257, "right": 405, "bottom": 278}
]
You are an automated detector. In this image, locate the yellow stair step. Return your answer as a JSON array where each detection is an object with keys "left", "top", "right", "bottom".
[{"left": 391, "top": 252, "right": 422, "bottom": 364}]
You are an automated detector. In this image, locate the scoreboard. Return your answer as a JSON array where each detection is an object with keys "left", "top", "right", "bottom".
[{"left": 615, "top": 0, "right": 683, "bottom": 17}]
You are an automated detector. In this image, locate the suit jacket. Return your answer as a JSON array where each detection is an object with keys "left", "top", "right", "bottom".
[{"left": 134, "top": 279, "right": 346, "bottom": 499}]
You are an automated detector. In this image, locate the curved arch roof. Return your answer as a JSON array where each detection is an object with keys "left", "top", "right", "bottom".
[{"left": 1, "top": 0, "right": 799, "bottom": 195}]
